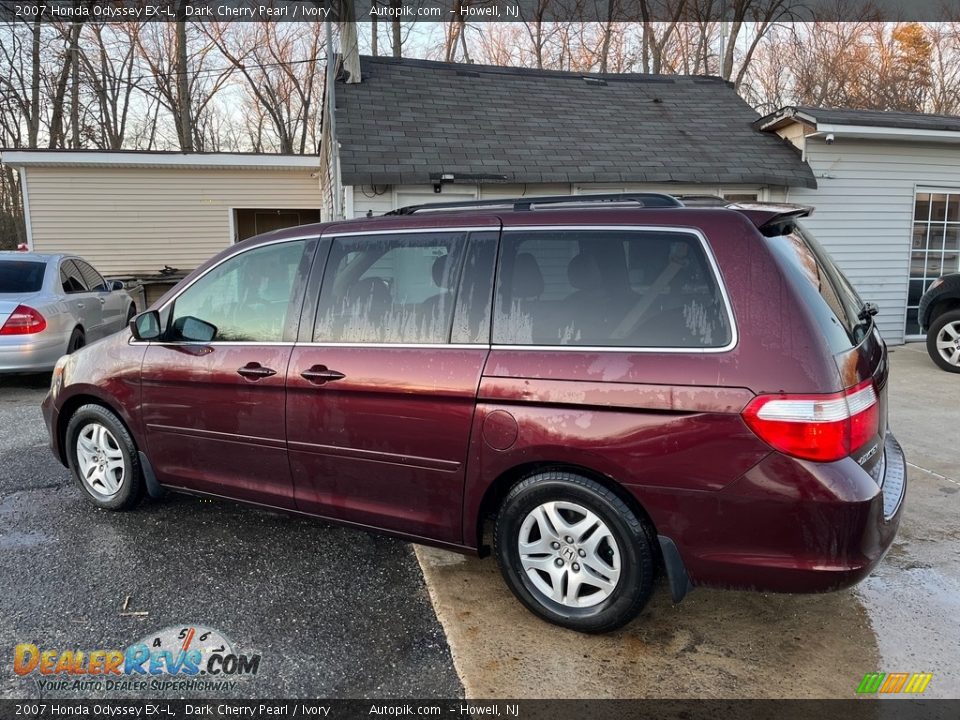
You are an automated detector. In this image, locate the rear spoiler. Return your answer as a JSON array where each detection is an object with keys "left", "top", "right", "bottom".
[{"left": 728, "top": 203, "right": 813, "bottom": 237}]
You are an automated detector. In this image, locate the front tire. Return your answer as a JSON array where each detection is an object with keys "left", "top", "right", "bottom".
[
  {"left": 494, "top": 471, "right": 656, "bottom": 633},
  {"left": 65, "top": 404, "right": 144, "bottom": 511},
  {"left": 927, "top": 309, "right": 960, "bottom": 373}
]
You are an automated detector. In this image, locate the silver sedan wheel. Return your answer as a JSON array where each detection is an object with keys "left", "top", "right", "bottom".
[
  {"left": 75, "top": 423, "right": 126, "bottom": 499},
  {"left": 518, "top": 500, "right": 621, "bottom": 608},
  {"left": 935, "top": 321, "right": 960, "bottom": 367}
]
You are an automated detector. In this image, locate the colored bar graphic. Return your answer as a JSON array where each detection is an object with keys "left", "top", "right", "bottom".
[{"left": 858, "top": 672, "right": 932, "bottom": 694}]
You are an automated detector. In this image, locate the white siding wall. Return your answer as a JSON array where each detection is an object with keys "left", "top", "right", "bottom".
[
  {"left": 25, "top": 166, "right": 321, "bottom": 275},
  {"left": 784, "top": 137, "right": 960, "bottom": 345}
]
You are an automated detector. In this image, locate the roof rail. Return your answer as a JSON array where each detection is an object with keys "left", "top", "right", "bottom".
[{"left": 384, "top": 192, "right": 684, "bottom": 216}]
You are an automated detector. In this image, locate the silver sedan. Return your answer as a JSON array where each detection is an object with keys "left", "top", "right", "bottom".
[{"left": 0, "top": 252, "right": 136, "bottom": 373}]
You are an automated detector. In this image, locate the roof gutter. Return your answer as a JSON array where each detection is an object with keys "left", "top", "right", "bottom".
[
  {"left": 808, "top": 124, "right": 960, "bottom": 144},
  {"left": 0, "top": 150, "right": 319, "bottom": 170}
]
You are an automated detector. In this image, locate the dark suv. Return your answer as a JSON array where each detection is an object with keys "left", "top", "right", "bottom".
[
  {"left": 43, "top": 194, "right": 906, "bottom": 633},
  {"left": 918, "top": 273, "right": 960, "bottom": 372}
]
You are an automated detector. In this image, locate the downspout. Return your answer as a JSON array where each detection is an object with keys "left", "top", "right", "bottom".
[{"left": 324, "top": 20, "right": 342, "bottom": 220}]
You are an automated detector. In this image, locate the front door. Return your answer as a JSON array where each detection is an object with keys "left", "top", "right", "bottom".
[
  {"left": 286, "top": 229, "right": 498, "bottom": 543},
  {"left": 140, "top": 238, "right": 315, "bottom": 508}
]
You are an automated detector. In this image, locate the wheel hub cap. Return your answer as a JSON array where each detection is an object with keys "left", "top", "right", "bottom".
[
  {"left": 518, "top": 500, "right": 621, "bottom": 608},
  {"left": 76, "top": 423, "right": 125, "bottom": 498}
]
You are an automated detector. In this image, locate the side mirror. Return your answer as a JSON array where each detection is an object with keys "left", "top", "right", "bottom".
[
  {"left": 109, "top": 280, "right": 125, "bottom": 292},
  {"left": 130, "top": 311, "right": 162, "bottom": 341}
]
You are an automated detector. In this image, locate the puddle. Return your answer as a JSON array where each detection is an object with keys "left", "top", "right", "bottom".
[{"left": 0, "top": 529, "right": 52, "bottom": 548}]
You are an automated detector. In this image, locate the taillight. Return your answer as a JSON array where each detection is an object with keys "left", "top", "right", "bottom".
[
  {"left": 0, "top": 304, "right": 47, "bottom": 335},
  {"left": 742, "top": 378, "right": 879, "bottom": 462}
]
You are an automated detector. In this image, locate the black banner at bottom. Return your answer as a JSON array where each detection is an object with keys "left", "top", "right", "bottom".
[{"left": 2, "top": 700, "right": 959, "bottom": 720}]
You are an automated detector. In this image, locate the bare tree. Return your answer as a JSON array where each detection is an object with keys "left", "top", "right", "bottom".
[
  {"left": 205, "top": 22, "right": 324, "bottom": 154},
  {"left": 134, "top": 21, "right": 233, "bottom": 151},
  {"left": 77, "top": 23, "right": 141, "bottom": 149}
]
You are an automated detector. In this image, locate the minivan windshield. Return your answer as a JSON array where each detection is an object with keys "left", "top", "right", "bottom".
[
  {"left": 767, "top": 224, "right": 870, "bottom": 351},
  {"left": 0, "top": 260, "right": 46, "bottom": 293}
]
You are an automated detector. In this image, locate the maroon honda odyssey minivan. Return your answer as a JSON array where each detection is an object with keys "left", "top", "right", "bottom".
[{"left": 43, "top": 194, "right": 906, "bottom": 633}]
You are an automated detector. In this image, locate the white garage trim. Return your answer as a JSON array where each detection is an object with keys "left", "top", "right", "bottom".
[
  {"left": 1, "top": 150, "right": 319, "bottom": 171},
  {"left": 20, "top": 167, "right": 33, "bottom": 251}
]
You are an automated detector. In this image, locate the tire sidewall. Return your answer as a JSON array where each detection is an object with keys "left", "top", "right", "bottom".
[
  {"left": 927, "top": 310, "right": 960, "bottom": 373},
  {"left": 65, "top": 405, "right": 142, "bottom": 510},
  {"left": 495, "top": 473, "right": 654, "bottom": 633},
  {"left": 67, "top": 329, "right": 84, "bottom": 354}
]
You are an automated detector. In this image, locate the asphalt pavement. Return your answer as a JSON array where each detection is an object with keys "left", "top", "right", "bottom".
[
  {"left": 0, "top": 373, "right": 463, "bottom": 700},
  {"left": 2, "top": 344, "right": 958, "bottom": 701}
]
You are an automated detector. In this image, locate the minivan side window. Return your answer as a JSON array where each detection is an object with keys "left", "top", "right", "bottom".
[
  {"left": 493, "top": 229, "right": 733, "bottom": 348},
  {"left": 314, "top": 233, "right": 467, "bottom": 344},
  {"left": 60, "top": 260, "right": 88, "bottom": 294},
  {"left": 767, "top": 225, "right": 868, "bottom": 350},
  {"left": 167, "top": 240, "right": 308, "bottom": 342}
]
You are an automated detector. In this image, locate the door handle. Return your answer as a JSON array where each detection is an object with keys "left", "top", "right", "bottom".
[
  {"left": 300, "top": 365, "right": 346, "bottom": 385},
  {"left": 237, "top": 362, "right": 277, "bottom": 380}
]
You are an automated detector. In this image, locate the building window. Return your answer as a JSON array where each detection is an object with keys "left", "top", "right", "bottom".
[{"left": 908, "top": 192, "right": 960, "bottom": 335}]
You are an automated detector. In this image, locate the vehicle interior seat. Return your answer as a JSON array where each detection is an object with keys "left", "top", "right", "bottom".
[{"left": 506, "top": 252, "right": 545, "bottom": 343}]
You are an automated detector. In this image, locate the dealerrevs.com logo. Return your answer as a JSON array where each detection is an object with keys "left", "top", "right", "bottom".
[{"left": 13, "top": 625, "right": 261, "bottom": 693}]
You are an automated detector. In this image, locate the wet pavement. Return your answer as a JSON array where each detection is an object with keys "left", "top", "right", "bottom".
[
  {"left": 1, "top": 344, "right": 957, "bottom": 700},
  {"left": 0, "top": 373, "right": 462, "bottom": 700},
  {"left": 418, "top": 344, "right": 960, "bottom": 699}
]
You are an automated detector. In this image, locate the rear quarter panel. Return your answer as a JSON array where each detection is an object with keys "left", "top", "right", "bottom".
[{"left": 462, "top": 211, "right": 846, "bottom": 547}]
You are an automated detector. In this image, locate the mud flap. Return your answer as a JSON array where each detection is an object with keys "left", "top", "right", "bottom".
[
  {"left": 139, "top": 451, "right": 166, "bottom": 499},
  {"left": 658, "top": 535, "right": 693, "bottom": 603}
]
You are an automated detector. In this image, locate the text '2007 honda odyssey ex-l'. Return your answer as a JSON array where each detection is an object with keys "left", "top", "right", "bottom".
[{"left": 43, "top": 193, "right": 906, "bottom": 633}]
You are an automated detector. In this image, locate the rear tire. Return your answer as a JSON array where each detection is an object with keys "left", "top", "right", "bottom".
[
  {"left": 494, "top": 470, "right": 656, "bottom": 633},
  {"left": 926, "top": 309, "right": 960, "bottom": 373},
  {"left": 65, "top": 404, "right": 144, "bottom": 511},
  {"left": 66, "top": 328, "right": 85, "bottom": 354}
]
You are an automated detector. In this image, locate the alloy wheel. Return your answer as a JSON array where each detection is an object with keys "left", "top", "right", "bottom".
[
  {"left": 935, "top": 321, "right": 960, "bottom": 367},
  {"left": 75, "top": 423, "right": 126, "bottom": 499}
]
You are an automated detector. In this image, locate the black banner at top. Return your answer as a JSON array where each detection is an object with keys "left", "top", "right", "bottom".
[{"left": 0, "top": 0, "right": 956, "bottom": 23}]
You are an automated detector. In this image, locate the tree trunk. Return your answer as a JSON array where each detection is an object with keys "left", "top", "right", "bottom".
[
  {"left": 70, "top": 19, "right": 80, "bottom": 147},
  {"left": 28, "top": 12, "right": 41, "bottom": 147},
  {"left": 390, "top": 6, "right": 401, "bottom": 58},
  {"left": 175, "top": 13, "right": 194, "bottom": 151}
]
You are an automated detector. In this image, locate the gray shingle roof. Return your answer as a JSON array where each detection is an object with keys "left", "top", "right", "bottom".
[
  {"left": 758, "top": 105, "right": 960, "bottom": 133},
  {"left": 334, "top": 56, "right": 816, "bottom": 189}
]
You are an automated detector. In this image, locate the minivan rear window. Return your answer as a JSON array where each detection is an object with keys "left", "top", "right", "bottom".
[
  {"left": 0, "top": 261, "right": 45, "bottom": 293},
  {"left": 493, "top": 229, "right": 733, "bottom": 349},
  {"left": 767, "top": 224, "right": 869, "bottom": 351}
]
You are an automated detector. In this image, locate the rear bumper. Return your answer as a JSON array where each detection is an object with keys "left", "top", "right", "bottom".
[
  {"left": 645, "top": 432, "right": 906, "bottom": 595},
  {"left": 0, "top": 334, "right": 67, "bottom": 372}
]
